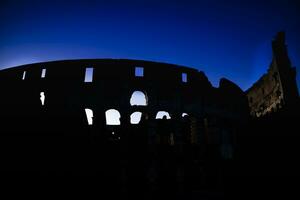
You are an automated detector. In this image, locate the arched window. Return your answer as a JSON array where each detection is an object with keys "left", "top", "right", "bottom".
[
  {"left": 156, "top": 111, "right": 171, "bottom": 119},
  {"left": 105, "top": 109, "right": 121, "bottom": 125},
  {"left": 85, "top": 108, "right": 93, "bottom": 125},
  {"left": 182, "top": 113, "right": 188, "bottom": 117},
  {"left": 130, "top": 91, "right": 147, "bottom": 106},
  {"left": 130, "top": 112, "right": 142, "bottom": 124}
]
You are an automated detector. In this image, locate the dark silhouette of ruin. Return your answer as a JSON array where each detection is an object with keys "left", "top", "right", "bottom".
[
  {"left": 0, "top": 32, "right": 299, "bottom": 199},
  {"left": 247, "top": 32, "right": 299, "bottom": 117}
]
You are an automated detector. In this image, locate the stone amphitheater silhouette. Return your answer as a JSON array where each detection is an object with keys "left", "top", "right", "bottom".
[{"left": 0, "top": 32, "right": 299, "bottom": 199}]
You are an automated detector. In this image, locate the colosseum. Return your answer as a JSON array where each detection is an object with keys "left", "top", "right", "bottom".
[{"left": 0, "top": 32, "right": 299, "bottom": 198}]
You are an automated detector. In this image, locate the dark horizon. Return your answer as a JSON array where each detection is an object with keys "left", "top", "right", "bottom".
[{"left": 1, "top": 0, "right": 300, "bottom": 92}]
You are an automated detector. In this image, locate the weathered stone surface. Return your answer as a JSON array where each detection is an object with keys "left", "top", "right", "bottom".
[{"left": 246, "top": 32, "right": 299, "bottom": 117}]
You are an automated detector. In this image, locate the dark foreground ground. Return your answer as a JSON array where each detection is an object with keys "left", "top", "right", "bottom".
[{"left": 0, "top": 107, "right": 299, "bottom": 199}]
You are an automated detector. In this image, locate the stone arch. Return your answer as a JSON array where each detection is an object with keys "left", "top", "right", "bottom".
[
  {"left": 130, "top": 111, "right": 143, "bottom": 124},
  {"left": 105, "top": 109, "right": 121, "bottom": 125},
  {"left": 130, "top": 91, "right": 148, "bottom": 106},
  {"left": 156, "top": 111, "right": 171, "bottom": 119},
  {"left": 182, "top": 112, "right": 189, "bottom": 117}
]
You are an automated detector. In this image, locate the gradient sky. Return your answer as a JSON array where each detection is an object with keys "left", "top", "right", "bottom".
[{"left": 0, "top": 0, "right": 300, "bottom": 91}]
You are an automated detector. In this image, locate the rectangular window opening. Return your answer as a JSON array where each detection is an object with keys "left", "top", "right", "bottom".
[
  {"left": 135, "top": 67, "right": 144, "bottom": 77},
  {"left": 85, "top": 108, "right": 93, "bottom": 125},
  {"left": 84, "top": 67, "right": 94, "bottom": 82},
  {"left": 182, "top": 73, "right": 187, "bottom": 83},
  {"left": 41, "top": 68, "right": 46, "bottom": 78},
  {"left": 40, "top": 92, "right": 45, "bottom": 106},
  {"left": 22, "top": 71, "right": 26, "bottom": 80}
]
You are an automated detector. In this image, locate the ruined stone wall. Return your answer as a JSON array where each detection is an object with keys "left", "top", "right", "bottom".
[
  {"left": 246, "top": 32, "right": 299, "bottom": 117},
  {"left": 0, "top": 58, "right": 250, "bottom": 189},
  {"left": 246, "top": 61, "right": 284, "bottom": 117},
  {"left": 0, "top": 59, "right": 248, "bottom": 124},
  {"left": 0, "top": 59, "right": 249, "bottom": 162}
]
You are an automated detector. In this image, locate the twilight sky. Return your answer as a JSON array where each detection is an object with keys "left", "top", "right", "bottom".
[{"left": 0, "top": 0, "right": 300, "bottom": 91}]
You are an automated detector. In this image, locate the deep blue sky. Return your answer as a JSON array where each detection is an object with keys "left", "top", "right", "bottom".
[{"left": 1, "top": 0, "right": 300, "bottom": 91}]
